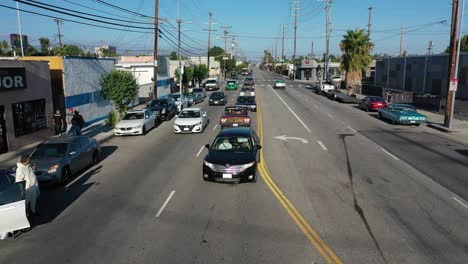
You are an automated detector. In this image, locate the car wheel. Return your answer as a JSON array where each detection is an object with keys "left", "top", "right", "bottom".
[
  {"left": 379, "top": 112, "right": 383, "bottom": 119},
  {"left": 61, "top": 166, "right": 71, "bottom": 185},
  {"left": 142, "top": 126, "right": 147, "bottom": 135},
  {"left": 92, "top": 150, "right": 100, "bottom": 165},
  {"left": 415, "top": 123, "right": 421, "bottom": 126}
]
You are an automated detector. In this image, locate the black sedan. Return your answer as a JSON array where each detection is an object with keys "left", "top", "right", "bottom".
[
  {"left": 235, "top": 96, "right": 257, "bottom": 112},
  {"left": 203, "top": 128, "right": 261, "bottom": 183},
  {"left": 208, "top": 92, "right": 227, "bottom": 105}
]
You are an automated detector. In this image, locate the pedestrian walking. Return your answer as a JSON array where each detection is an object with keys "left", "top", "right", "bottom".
[
  {"left": 75, "top": 110, "right": 85, "bottom": 129},
  {"left": 15, "top": 154, "right": 40, "bottom": 217},
  {"left": 386, "top": 91, "right": 393, "bottom": 104},
  {"left": 68, "top": 111, "right": 82, "bottom": 136},
  {"left": 53, "top": 110, "right": 64, "bottom": 135}
]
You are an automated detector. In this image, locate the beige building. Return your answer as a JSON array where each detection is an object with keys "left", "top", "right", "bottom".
[{"left": 0, "top": 60, "right": 54, "bottom": 153}]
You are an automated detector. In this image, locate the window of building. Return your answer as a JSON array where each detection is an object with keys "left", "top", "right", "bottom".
[{"left": 12, "top": 99, "right": 47, "bottom": 137}]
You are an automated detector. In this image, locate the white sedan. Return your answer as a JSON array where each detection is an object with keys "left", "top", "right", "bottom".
[
  {"left": 173, "top": 108, "right": 209, "bottom": 134},
  {"left": 114, "top": 109, "right": 157, "bottom": 136}
]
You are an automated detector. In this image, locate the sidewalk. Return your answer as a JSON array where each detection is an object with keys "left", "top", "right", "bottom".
[{"left": 0, "top": 120, "right": 114, "bottom": 168}]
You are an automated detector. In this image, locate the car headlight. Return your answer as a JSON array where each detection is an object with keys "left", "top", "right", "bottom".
[
  {"left": 209, "top": 99, "right": 213, "bottom": 101},
  {"left": 134, "top": 125, "right": 142, "bottom": 129},
  {"left": 197, "top": 121, "right": 203, "bottom": 126},
  {"left": 48, "top": 164, "right": 59, "bottom": 174},
  {"left": 220, "top": 98, "right": 225, "bottom": 101},
  {"left": 239, "top": 161, "right": 255, "bottom": 171},
  {"left": 204, "top": 160, "right": 215, "bottom": 170}
]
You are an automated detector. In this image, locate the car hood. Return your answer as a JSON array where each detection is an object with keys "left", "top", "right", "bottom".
[
  {"left": 116, "top": 119, "right": 145, "bottom": 128},
  {"left": 210, "top": 96, "right": 225, "bottom": 100},
  {"left": 205, "top": 151, "right": 256, "bottom": 166},
  {"left": 30, "top": 157, "right": 64, "bottom": 171},
  {"left": 175, "top": 118, "right": 202, "bottom": 126}
]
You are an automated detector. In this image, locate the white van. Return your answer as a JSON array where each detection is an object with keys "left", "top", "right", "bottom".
[{"left": 205, "top": 78, "right": 219, "bottom": 91}]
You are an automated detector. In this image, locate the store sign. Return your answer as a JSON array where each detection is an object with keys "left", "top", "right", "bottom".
[{"left": 0, "top": 68, "right": 26, "bottom": 91}]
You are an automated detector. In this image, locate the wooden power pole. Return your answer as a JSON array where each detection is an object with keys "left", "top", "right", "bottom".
[{"left": 152, "top": 0, "right": 159, "bottom": 99}]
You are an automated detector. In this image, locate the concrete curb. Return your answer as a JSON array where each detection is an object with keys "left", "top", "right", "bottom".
[{"left": 426, "top": 122, "right": 458, "bottom": 133}]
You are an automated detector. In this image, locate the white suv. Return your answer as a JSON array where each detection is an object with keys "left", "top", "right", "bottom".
[{"left": 205, "top": 78, "right": 219, "bottom": 91}]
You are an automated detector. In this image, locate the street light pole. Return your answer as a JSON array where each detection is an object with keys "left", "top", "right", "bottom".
[
  {"left": 153, "top": 0, "right": 159, "bottom": 99},
  {"left": 16, "top": 1, "right": 24, "bottom": 57}
]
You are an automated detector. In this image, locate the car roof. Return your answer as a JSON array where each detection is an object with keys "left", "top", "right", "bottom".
[
  {"left": 392, "top": 104, "right": 414, "bottom": 107},
  {"left": 181, "top": 107, "right": 202, "bottom": 111},
  {"left": 41, "top": 135, "right": 86, "bottom": 144},
  {"left": 126, "top": 109, "right": 146, "bottom": 113},
  {"left": 217, "top": 127, "right": 252, "bottom": 137}
]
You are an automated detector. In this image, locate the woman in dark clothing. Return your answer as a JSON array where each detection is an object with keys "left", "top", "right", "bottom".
[{"left": 53, "top": 110, "right": 64, "bottom": 135}]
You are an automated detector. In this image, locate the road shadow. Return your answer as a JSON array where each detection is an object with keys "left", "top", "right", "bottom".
[
  {"left": 33, "top": 165, "right": 103, "bottom": 227},
  {"left": 99, "top": 145, "right": 118, "bottom": 162},
  {"left": 455, "top": 149, "right": 468, "bottom": 157},
  {"left": 83, "top": 124, "right": 112, "bottom": 138}
]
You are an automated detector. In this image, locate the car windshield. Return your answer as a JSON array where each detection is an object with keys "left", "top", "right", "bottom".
[
  {"left": 370, "top": 97, "right": 384, "bottom": 102},
  {"left": 276, "top": 80, "right": 285, "bottom": 83},
  {"left": 193, "top": 89, "right": 203, "bottom": 93},
  {"left": 123, "top": 112, "right": 144, "bottom": 120},
  {"left": 178, "top": 110, "right": 201, "bottom": 118},
  {"left": 225, "top": 108, "right": 247, "bottom": 115},
  {"left": 237, "top": 96, "right": 255, "bottom": 103},
  {"left": 150, "top": 99, "right": 167, "bottom": 106},
  {"left": 31, "top": 143, "right": 68, "bottom": 158},
  {"left": 211, "top": 136, "right": 253, "bottom": 152},
  {"left": 392, "top": 105, "right": 416, "bottom": 111},
  {"left": 211, "top": 92, "right": 224, "bottom": 97},
  {"left": 227, "top": 81, "right": 235, "bottom": 85},
  {"left": 207, "top": 80, "right": 217, "bottom": 84},
  {"left": 172, "top": 94, "right": 181, "bottom": 100}
]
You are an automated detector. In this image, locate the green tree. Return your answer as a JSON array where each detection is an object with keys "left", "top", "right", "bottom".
[
  {"left": 101, "top": 70, "right": 139, "bottom": 116},
  {"left": 99, "top": 48, "right": 118, "bottom": 57},
  {"left": 174, "top": 66, "right": 194, "bottom": 90},
  {"left": 169, "top": 51, "right": 178, "bottom": 60},
  {"left": 39, "top": 37, "right": 51, "bottom": 55},
  {"left": 25, "top": 45, "right": 38, "bottom": 56},
  {"left": 444, "top": 34, "right": 468, "bottom": 53},
  {"left": 236, "top": 61, "right": 249, "bottom": 72},
  {"left": 339, "top": 29, "right": 373, "bottom": 94},
  {"left": 321, "top": 53, "right": 340, "bottom": 63},
  {"left": 193, "top": 64, "right": 209, "bottom": 86},
  {"left": 53, "top": 44, "right": 83, "bottom": 56},
  {"left": 209, "top": 46, "right": 225, "bottom": 57}
]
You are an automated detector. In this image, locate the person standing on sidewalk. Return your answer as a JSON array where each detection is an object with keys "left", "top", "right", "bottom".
[
  {"left": 53, "top": 110, "right": 64, "bottom": 135},
  {"left": 68, "top": 111, "right": 82, "bottom": 136},
  {"left": 386, "top": 91, "right": 393, "bottom": 104},
  {"left": 15, "top": 154, "right": 40, "bottom": 217},
  {"left": 75, "top": 110, "right": 85, "bottom": 130}
]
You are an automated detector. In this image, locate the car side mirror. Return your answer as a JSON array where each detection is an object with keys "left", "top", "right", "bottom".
[
  {"left": 205, "top": 144, "right": 210, "bottom": 149},
  {"left": 69, "top": 151, "right": 77, "bottom": 156},
  {"left": 202, "top": 113, "right": 207, "bottom": 117},
  {"left": 145, "top": 115, "right": 149, "bottom": 119},
  {"left": 256, "top": 145, "right": 262, "bottom": 150}
]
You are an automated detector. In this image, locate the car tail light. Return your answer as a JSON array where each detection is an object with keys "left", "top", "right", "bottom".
[
  {"left": 221, "top": 118, "right": 227, "bottom": 123},
  {"left": 244, "top": 118, "right": 250, "bottom": 123}
]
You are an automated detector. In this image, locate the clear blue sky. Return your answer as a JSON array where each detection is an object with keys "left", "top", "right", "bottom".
[{"left": 0, "top": 0, "right": 466, "bottom": 60}]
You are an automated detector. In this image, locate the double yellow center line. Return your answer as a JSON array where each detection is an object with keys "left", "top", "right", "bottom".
[{"left": 256, "top": 88, "right": 343, "bottom": 264}]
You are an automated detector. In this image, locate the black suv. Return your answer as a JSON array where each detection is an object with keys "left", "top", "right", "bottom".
[{"left": 147, "top": 96, "right": 177, "bottom": 122}]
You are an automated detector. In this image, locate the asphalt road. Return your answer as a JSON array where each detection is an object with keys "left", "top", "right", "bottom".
[{"left": 1, "top": 70, "right": 467, "bottom": 264}]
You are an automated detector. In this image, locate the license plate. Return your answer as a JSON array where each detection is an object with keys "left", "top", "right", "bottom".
[
  {"left": 233, "top": 124, "right": 239, "bottom": 127},
  {"left": 223, "top": 173, "right": 232, "bottom": 179},
  {"left": 184, "top": 127, "right": 189, "bottom": 131},
  {"left": 410, "top": 121, "right": 416, "bottom": 123}
]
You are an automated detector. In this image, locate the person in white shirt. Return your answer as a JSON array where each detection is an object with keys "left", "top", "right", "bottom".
[
  {"left": 15, "top": 154, "right": 40, "bottom": 216},
  {"left": 218, "top": 139, "right": 233, "bottom": 150}
]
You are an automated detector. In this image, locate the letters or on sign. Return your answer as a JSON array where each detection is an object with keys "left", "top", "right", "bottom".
[
  {"left": 0, "top": 68, "right": 27, "bottom": 91},
  {"left": 449, "top": 79, "right": 458, "bottom": 91}
]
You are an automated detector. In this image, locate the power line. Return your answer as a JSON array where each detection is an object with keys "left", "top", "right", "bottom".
[
  {"left": 0, "top": 3, "right": 153, "bottom": 33},
  {"left": 91, "top": 0, "right": 155, "bottom": 19}
]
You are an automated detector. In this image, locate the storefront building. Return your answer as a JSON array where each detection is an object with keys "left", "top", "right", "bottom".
[{"left": 0, "top": 60, "right": 54, "bottom": 154}]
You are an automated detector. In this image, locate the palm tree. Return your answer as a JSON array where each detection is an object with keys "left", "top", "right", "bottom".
[{"left": 339, "top": 29, "right": 373, "bottom": 94}]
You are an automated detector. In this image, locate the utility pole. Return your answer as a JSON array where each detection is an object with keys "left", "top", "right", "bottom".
[
  {"left": 399, "top": 23, "right": 404, "bottom": 56},
  {"left": 15, "top": 1, "right": 24, "bottom": 57},
  {"left": 152, "top": 0, "right": 159, "bottom": 99},
  {"left": 367, "top": 6, "right": 373, "bottom": 38},
  {"left": 310, "top": 40, "right": 314, "bottom": 58},
  {"left": 281, "top": 24, "right": 285, "bottom": 71},
  {"left": 206, "top": 12, "right": 213, "bottom": 73},
  {"left": 53, "top": 18, "right": 63, "bottom": 48},
  {"left": 292, "top": 0, "right": 300, "bottom": 60},
  {"left": 325, "top": 0, "right": 332, "bottom": 81},
  {"left": 221, "top": 26, "right": 231, "bottom": 79},
  {"left": 275, "top": 38, "right": 278, "bottom": 59},
  {"left": 231, "top": 36, "right": 235, "bottom": 60},
  {"left": 444, "top": 0, "right": 463, "bottom": 128},
  {"left": 178, "top": 18, "right": 183, "bottom": 97},
  {"left": 427, "top": 40, "right": 433, "bottom": 55}
]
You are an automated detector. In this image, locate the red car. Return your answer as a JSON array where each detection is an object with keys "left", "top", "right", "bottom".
[
  {"left": 220, "top": 106, "right": 251, "bottom": 128},
  {"left": 359, "top": 96, "right": 388, "bottom": 111}
]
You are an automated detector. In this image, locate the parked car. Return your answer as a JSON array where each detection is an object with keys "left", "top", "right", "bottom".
[
  {"left": 330, "top": 76, "right": 342, "bottom": 87},
  {"left": 203, "top": 127, "right": 261, "bottom": 183},
  {"left": 273, "top": 80, "right": 286, "bottom": 90},
  {"left": 378, "top": 104, "right": 427, "bottom": 125},
  {"left": 0, "top": 170, "right": 30, "bottom": 236},
  {"left": 205, "top": 78, "right": 220, "bottom": 91},
  {"left": 325, "top": 90, "right": 361, "bottom": 103},
  {"left": 192, "top": 88, "right": 207, "bottom": 99},
  {"left": 236, "top": 96, "right": 257, "bottom": 112},
  {"left": 314, "top": 81, "right": 335, "bottom": 94},
  {"left": 184, "top": 93, "right": 195, "bottom": 106},
  {"left": 220, "top": 106, "right": 251, "bottom": 128},
  {"left": 147, "top": 97, "right": 177, "bottom": 121},
  {"left": 173, "top": 108, "right": 209, "bottom": 134},
  {"left": 170, "top": 93, "right": 189, "bottom": 113},
  {"left": 225, "top": 80, "right": 238, "bottom": 90},
  {"left": 209, "top": 92, "right": 227, "bottom": 105},
  {"left": 359, "top": 96, "right": 388, "bottom": 111},
  {"left": 114, "top": 109, "right": 157, "bottom": 136},
  {"left": 29, "top": 136, "right": 100, "bottom": 185}
]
